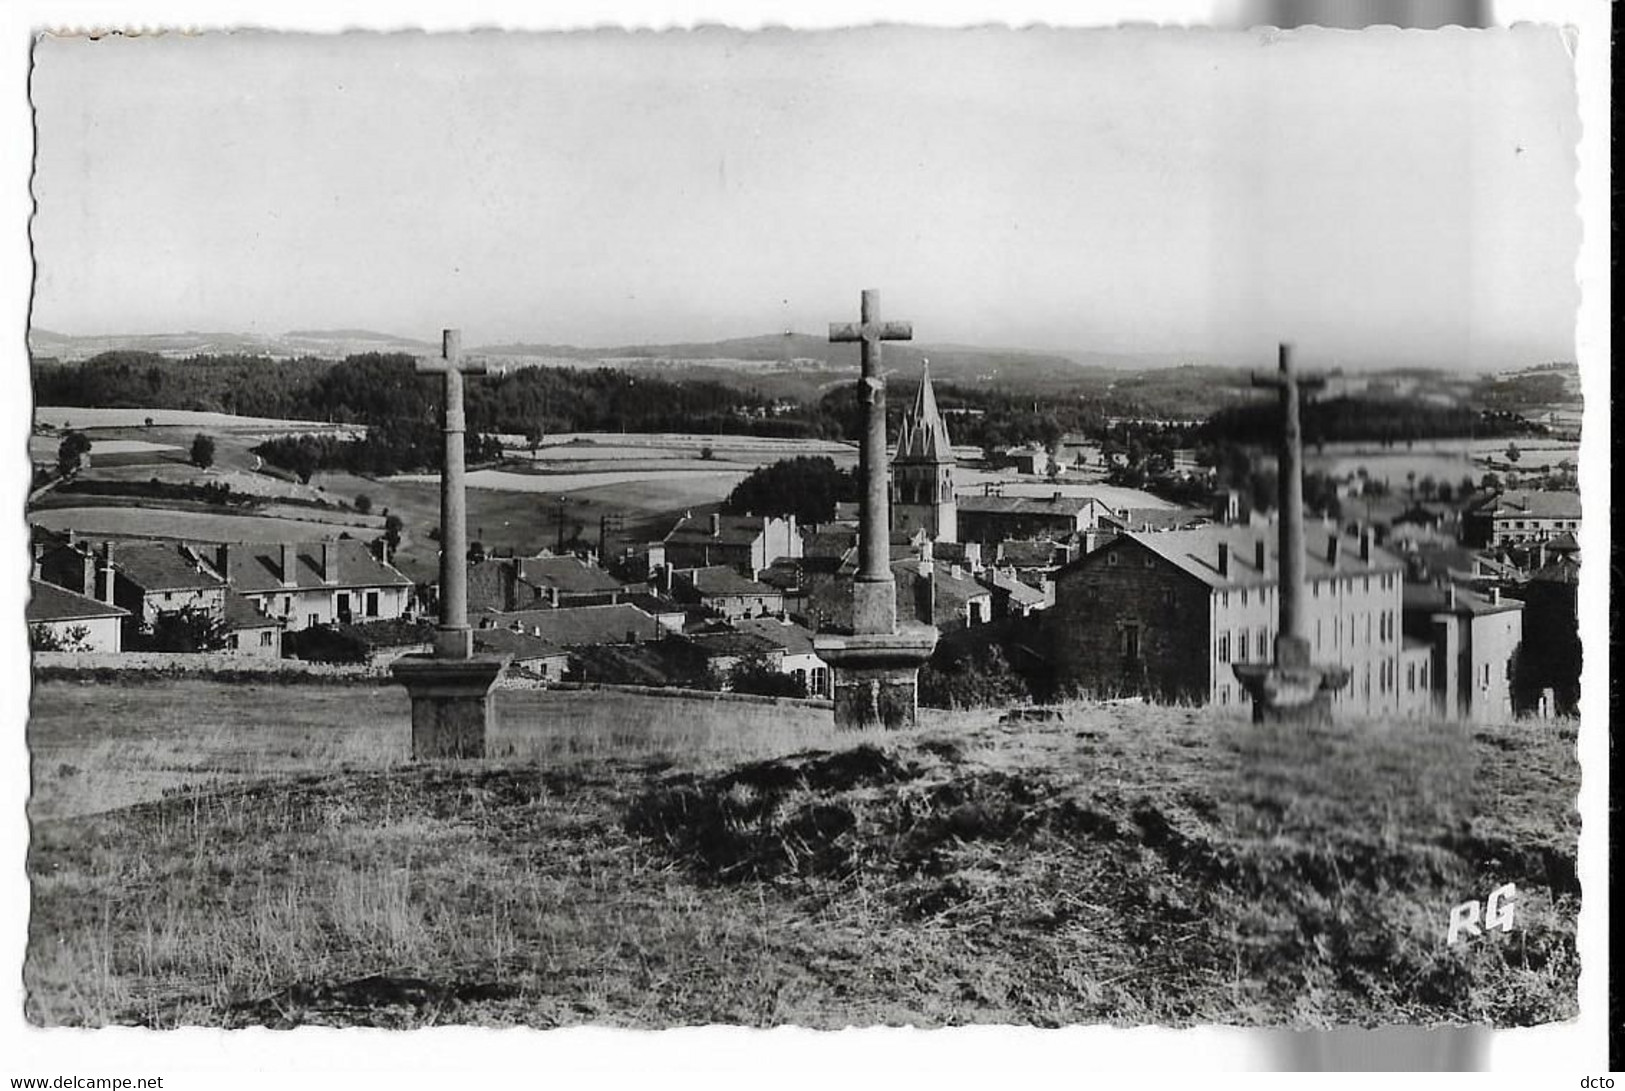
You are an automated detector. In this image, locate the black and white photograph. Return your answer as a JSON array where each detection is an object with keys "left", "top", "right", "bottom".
[{"left": 4, "top": 0, "right": 1611, "bottom": 1081}]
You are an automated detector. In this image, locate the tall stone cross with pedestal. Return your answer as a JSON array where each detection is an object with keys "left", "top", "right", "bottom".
[
  {"left": 813, "top": 289, "right": 937, "bottom": 729},
  {"left": 1232, "top": 342, "right": 1350, "bottom": 724},
  {"left": 391, "top": 329, "right": 510, "bottom": 758}
]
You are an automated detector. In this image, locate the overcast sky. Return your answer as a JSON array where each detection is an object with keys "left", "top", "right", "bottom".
[{"left": 29, "top": 26, "right": 1578, "bottom": 370}]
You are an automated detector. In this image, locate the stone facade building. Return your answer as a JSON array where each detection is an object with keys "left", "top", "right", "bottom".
[
  {"left": 1048, "top": 525, "right": 1426, "bottom": 718},
  {"left": 662, "top": 513, "right": 802, "bottom": 574}
]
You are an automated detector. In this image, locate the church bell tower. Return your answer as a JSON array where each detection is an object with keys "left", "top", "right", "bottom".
[{"left": 891, "top": 360, "right": 957, "bottom": 543}]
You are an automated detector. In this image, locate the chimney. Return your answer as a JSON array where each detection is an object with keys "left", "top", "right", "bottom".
[
  {"left": 1217, "top": 542, "right": 1230, "bottom": 578},
  {"left": 280, "top": 543, "right": 298, "bottom": 587},
  {"left": 548, "top": 586, "right": 560, "bottom": 607},
  {"left": 1326, "top": 534, "right": 1340, "bottom": 567},
  {"left": 374, "top": 536, "right": 391, "bottom": 566},
  {"left": 81, "top": 548, "right": 96, "bottom": 596},
  {"left": 215, "top": 544, "right": 231, "bottom": 581},
  {"left": 1359, "top": 528, "right": 1373, "bottom": 562},
  {"left": 1536, "top": 542, "right": 1546, "bottom": 570},
  {"left": 1254, "top": 539, "right": 1266, "bottom": 572},
  {"left": 30, "top": 541, "right": 42, "bottom": 581},
  {"left": 710, "top": 513, "right": 721, "bottom": 537},
  {"left": 98, "top": 543, "right": 116, "bottom": 605},
  {"left": 1446, "top": 583, "right": 1458, "bottom": 609},
  {"left": 1490, "top": 586, "right": 1501, "bottom": 606},
  {"left": 321, "top": 542, "right": 339, "bottom": 585}
]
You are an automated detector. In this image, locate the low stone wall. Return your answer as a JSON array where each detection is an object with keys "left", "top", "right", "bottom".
[
  {"left": 30, "top": 650, "right": 382, "bottom": 682},
  {"left": 545, "top": 680, "right": 833, "bottom": 710}
]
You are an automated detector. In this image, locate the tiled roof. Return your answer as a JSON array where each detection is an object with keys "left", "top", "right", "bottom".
[
  {"left": 226, "top": 540, "right": 411, "bottom": 593},
  {"left": 471, "top": 627, "right": 569, "bottom": 661},
  {"left": 621, "top": 592, "right": 686, "bottom": 616},
  {"left": 222, "top": 591, "right": 280, "bottom": 631},
  {"left": 478, "top": 602, "right": 661, "bottom": 646},
  {"left": 982, "top": 571, "right": 1047, "bottom": 607},
  {"left": 894, "top": 362, "right": 953, "bottom": 463},
  {"left": 1403, "top": 584, "right": 1523, "bottom": 617},
  {"left": 114, "top": 543, "right": 226, "bottom": 593},
  {"left": 681, "top": 565, "right": 781, "bottom": 598},
  {"left": 516, "top": 555, "right": 626, "bottom": 594},
  {"left": 731, "top": 615, "right": 820, "bottom": 656},
  {"left": 1103, "top": 507, "right": 1209, "bottom": 532},
  {"left": 1474, "top": 489, "right": 1582, "bottom": 521},
  {"left": 1066, "top": 524, "right": 1402, "bottom": 590},
  {"left": 665, "top": 514, "right": 773, "bottom": 548},
  {"left": 995, "top": 539, "right": 1066, "bottom": 568},
  {"left": 26, "top": 579, "right": 128, "bottom": 623},
  {"left": 686, "top": 630, "right": 784, "bottom": 660},
  {"left": 959, "top": 494, "right": 1100, "bottom": 517}
]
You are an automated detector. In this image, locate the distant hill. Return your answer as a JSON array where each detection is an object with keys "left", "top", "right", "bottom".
[{"left": 28, "top": 327, "right": 437, "bottom": 362}]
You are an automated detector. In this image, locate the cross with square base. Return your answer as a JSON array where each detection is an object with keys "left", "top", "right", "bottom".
[
  {"left": 390, "top": 328, "right": 508, "bottom": 760},
  {"left": 1232, "top": 342, "right": 1349, "bottom": 724},
  {"left": 830, "top": 289, "right": 913, "bottom": 604},
  {"left": 416, "top": 328, "right": 490, "bottom": 659}
]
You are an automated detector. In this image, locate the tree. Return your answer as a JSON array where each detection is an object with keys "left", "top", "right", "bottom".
[
  {"left": 190, "top": 433, "right": 216, "bottom": 470},
  {"left": 728, "top": 656, "right": 806, "bottom": 698},
  {"left": 56, "top": 431, "right": 91, "bottom": 476},
  {"left": 140, "top": 606, "right": 229, "bottom": 652},
  {"left": 355, "top": 493, "right": 373, "bottom": 515},
  {"left": 525, "top": 424, "right": 545, "bottom": 461},
  {"left": 724, "top": 456, "right": 858, "bottom": 526},
  {"left": 383, "top": 514, "right": 404, "bottom": 554},
  {"left": 1505, "top": 442, "right": 1522, "bottom": 463},
  {"left": 30, "top": 623, "right": 91, "bottom": 652},
  {"left": 1481, "top": 472, "right": 1502, "bottom": 492}
]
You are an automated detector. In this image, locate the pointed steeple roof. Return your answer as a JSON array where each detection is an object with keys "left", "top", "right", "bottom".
[{"left": 894, "top": 360, "right": 953, "bottom": 463}]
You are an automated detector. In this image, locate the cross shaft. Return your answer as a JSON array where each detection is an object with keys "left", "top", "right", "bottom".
[
  {"left": 417, "top": 329, "right": 492, "bottom": 658},
  {"left": 829, "top": 290, "right": 913, "bottom": 595}
]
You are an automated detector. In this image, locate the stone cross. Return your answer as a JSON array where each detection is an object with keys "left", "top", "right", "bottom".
[
  {"left": 830, "top": 289, "right": 912, "bottom": 633},
  {"left": 416, "top": 328, "right": 490, "bottom": 659},
  {"left": 1250, "top": 342, "right": 1327, "bottom": 665},
  {"left": 1232, "top": 342, "right": 1347, "bottom": 725},
  {"left": 390, "top": 328, "right": 508, "bottom": 759},
  {"left": 814, "top": 289, "right": 936, "bottom": 731}
]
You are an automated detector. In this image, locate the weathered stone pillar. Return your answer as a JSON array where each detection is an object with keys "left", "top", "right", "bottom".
[
  {"left": 391, "top": 328, "right": 510, "bottom": 758},
  {"left": 815, "top": 290, "right": 937, "bottom": 729},
  {"left": 1232, "top": 343, "right": 1349, "bottom": 724}
]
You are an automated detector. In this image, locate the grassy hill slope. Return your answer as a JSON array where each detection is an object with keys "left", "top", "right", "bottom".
[{"left": 25, "top": 681, "right": 1577, "bottom": 1029}]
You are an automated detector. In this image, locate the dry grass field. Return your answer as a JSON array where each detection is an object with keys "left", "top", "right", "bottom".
[{"left": 25, "top": 679, "right": 1578, "bottom": 1030}]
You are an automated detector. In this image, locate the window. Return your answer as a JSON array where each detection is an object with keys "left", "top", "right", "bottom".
[
  {"left": 1407, "top": 662, "right": 1416, "bottom": 692},
  {"left": 1217, "top": 632, "right": 1230, "bottom": 663},
  {"left": 1483, "top": 663, "right": 1492, "bottom": 687},
  {"left": 1221, "top": 592, "right": 1229, "bottom": 609},
  {"left": 260, "top": 631, "right": 274, "bottom": 648},
  {"left": 308, "top": 613, "right": 319, "bottom": 628},
  {"left": 1123, "top": 624, "right": 1141, "bottom": 660},
  {"left": 1421, "top": 663, "right": 1428, "bottom": 689},
  {"left": 366, "top": 591, "right": 379, "bottom": 617},
  {"left": 1241, "top": 588, "right": 1248, "bottom": 606},
  {"left": 1219, "top": 685, "right": 1229, "bottom": 705},
  {"left": 227, "top": 634, "right": 239, "bottom": 650},
  {"left": 1107, "top": 552, "right": 1119, "bottom": 566},
  {"left": 1238, "top": 630, "right": 1249, "bottom": 661},
  {"left": 1312, "top": 580, "right": 1319, "bottom": 598},
  {"left": 164, "top": 591, "right": 174, "bottom": 602},
  {"left": 282, "top": 595, "right": 292, "bottom": 616},
  {"left": 1363, "top": 576, "right": 1370, "bottom": 593},
  {"left": 1143, "top": 554, "right": 1154, "bottom": 569}
]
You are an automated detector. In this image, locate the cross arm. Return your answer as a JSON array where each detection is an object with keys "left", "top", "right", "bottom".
[
  {"left": 1250, "top": 371, "right": 1329, "bottom": 391},
  {"left": 415, "top": 356, "right": 491, "bottom": 375},
  {"left": 829, "top": 321, "right": 914, "bottom": 343}
]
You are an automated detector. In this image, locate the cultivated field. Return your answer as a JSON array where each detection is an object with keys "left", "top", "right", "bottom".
[
  {"left": 393, "top": 467, "right": 752, "bottom": 497},
  {"left": 25, "top": 679, "right": 1578, "bottom": 1030},
  {"left": 28, "top": 506, "right": 380, "bottom": 543},
  {"left": 34, "top": 406, "right": 358, "bottom": 432}
]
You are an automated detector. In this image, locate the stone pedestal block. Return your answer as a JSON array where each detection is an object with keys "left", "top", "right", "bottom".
[
  {"left": 1232, "top": 643, "right": 1351, "bottom": 726},
  {"left": 851, "top": 577, "right": 898, "bottom": 637},
  {"left": 390, "top": 653, "right": 509, "bottom": 759},
  {"left": 814, "top": 624, "right": 937, "bottom": 730}
]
